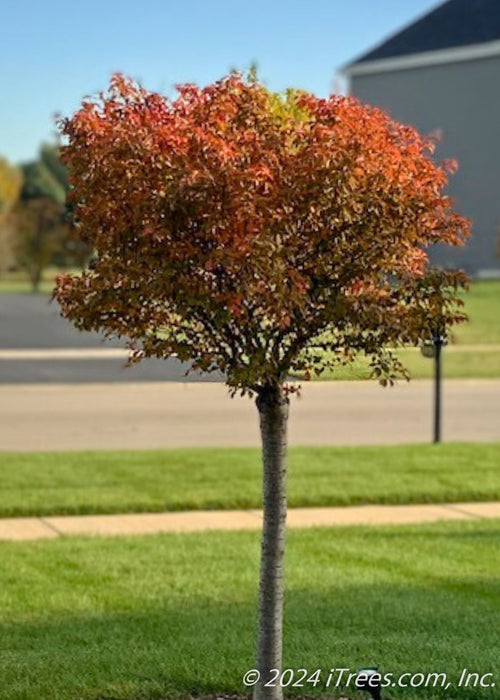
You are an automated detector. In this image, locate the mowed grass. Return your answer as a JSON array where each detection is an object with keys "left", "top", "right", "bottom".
[
  {"left": 304, "top": 281, "right": 500, "bottom": 379},
  {"left": 1, "top": 520, "right": 500, "bottom": 700},
  {"left": 454, "top": 280, "right": 500, "bottom": 345},
  {"left": 312, "top": 346, "right": 500, "bottom": 380},
  {"left": 295, "top": 281, "right": 500, "bottom": 380},
  {"left": 285, "top": 280, "right": 499, "bottom": 379},
  {"left": 0, "top": 278, "right": 55, "bottom": 294},
  {"left": 0, "top": 267, "right": 76, "bottom": 294},
  {"left": 2, "top": 443, "right": 500, "bottom": 518}
]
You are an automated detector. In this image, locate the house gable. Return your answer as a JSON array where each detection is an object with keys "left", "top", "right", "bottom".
[{"left": 344, "top": 0, "right": 500, "bottom": 75}]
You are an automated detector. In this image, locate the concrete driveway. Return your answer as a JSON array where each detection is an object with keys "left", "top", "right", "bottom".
[{"left": 1, "top": 379, "right": 498, "bottom": 451}]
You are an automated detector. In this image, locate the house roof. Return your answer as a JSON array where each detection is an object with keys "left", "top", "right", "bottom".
[{"left": 349, "top": 0, "right": 500, "bottom": 66}]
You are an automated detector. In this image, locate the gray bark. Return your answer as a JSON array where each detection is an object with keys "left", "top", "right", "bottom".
[{"left": 254, "top": 384, "right": 289, "bottom": 700}]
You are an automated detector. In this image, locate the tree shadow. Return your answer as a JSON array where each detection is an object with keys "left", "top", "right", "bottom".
[{"left": 2, "top": 579, "right": 499, "bottom": 700}]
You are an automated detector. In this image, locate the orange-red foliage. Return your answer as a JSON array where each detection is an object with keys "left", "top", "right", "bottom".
[{"left": 54, "top": 73, "right": 470, "bottom": 393}]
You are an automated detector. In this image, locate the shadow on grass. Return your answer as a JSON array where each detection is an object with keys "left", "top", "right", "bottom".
[{"left": 2, "top": 581, "right": 500, "bottom": 700}]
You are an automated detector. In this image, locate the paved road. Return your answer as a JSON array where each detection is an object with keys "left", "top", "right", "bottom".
[
  {"left": 1, "top": 379, "right": 498, "bottom": 451},
  {"left": 0, "top": 356, "right": 223, "bottom": 383},
  {"left": 1, "top": 294, "right": 498, "bottom": 452},
  {"left": 0, "top": 293, "right": 117, "bottom": 348},
  {"left": 0, "top": 294, "right": 221, "bottom": 383}
]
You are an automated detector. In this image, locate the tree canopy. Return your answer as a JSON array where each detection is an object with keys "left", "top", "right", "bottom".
[
  {"left": 54, "top": 72, "right": 471, "bottom": 700},
  {"left": 55, "top": 73, "right": 470, "bottom": 392}
]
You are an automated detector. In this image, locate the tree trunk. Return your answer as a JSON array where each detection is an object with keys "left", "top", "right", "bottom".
[
  {"left": 30, "top": 265, "right": 41, "bottom": 293},
  {"left": 254, "top": 384, "right": 289, "bottom": 700}
]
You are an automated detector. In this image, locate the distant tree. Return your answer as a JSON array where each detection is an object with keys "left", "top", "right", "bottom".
[
  {"left": 0, "top": 156, "right": 22, "bottom": 218},
  {"left": 20, "top": 143, "right": 67, "bottom": 204},
  {"left": 14, "top": 196, "right": 66, "bottom": 291},
  {"left": 0, "top": 156, "right": 22, "bottom": 274},
  {"left": 15, "top": 144, "right": 91, "bottom": 290},
  {"left": 54, "top": 74, "right": 470, "bottom": 700},
  {"left": 36, "top": 144, "right": 93, "bottom": 268}
]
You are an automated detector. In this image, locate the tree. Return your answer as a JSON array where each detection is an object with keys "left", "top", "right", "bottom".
[
  {"left": 14, "top": 196, "right": 67, "bottom": 291},
  {"left": 0, "top": 156, "right": 22, "bottom": 274},
  {"left": 0, "top": 156, "right": 22, "bottom": 220},
  {"left": 13, "top": 145, "right": 68, "bottom": 290},
  {"left": 21, "top": 143, "right": 67, "bottom": 205},
  {"left": 14, "top": 144, "right": 91, "bottom": 291},
  {"left": 34, "top": 144, "right": 93, "bottom": 268},
  {"left": 54, "top": 73, "right": 470, "bottom": 700}
]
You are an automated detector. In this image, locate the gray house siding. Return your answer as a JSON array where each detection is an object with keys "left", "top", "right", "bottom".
[{"left": 350, "top": 55, "right": 500, "bottom": 276}]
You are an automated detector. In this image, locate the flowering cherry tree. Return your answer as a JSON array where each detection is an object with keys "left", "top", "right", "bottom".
[{"left": 54, "top": 73, "right": 469, "bottom": 700}]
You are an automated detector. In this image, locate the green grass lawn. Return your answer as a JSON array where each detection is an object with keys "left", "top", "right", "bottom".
[
  {"left": 310, "top": 346, "right": 500, "bottom": 380},
  {"left": 2, "top": 443, "right": 500, "bottom": 518},
  {"left": 1, "top": 520, "right": 499, "bottom": 700},
  {"left": 297, "top": 280, "right": 500, "bottom": 379},
  {"left": 0, "top": 267, "right": 63, "bottom": 294},
  {"left": 298, "top": 280, "right": 500, "bottom": 379},
  {"left": 0, "top": 278, "right": 56, "bottom": 294},
  {"left": 296, "top": 280, "right": 500, "bottom": 379},
  {"left": 454, "top": 280, "right": 500, "bottom": 345}
]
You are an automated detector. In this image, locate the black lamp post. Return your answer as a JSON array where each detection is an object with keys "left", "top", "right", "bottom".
[
  {"left": 421, "top": 326, "right": 447, "bottom": 444},
  {"left": 356, "top": 668, "right": 382, "bottom": 700}
]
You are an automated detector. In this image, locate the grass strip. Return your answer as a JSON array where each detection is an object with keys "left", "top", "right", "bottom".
[{"left": 1, "top": 443, "right": 500, "bottom": 517}]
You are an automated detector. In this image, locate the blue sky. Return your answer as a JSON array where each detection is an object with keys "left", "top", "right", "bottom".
[{"left": 2, "top": 0, "right": 441, "bottom": 164}]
